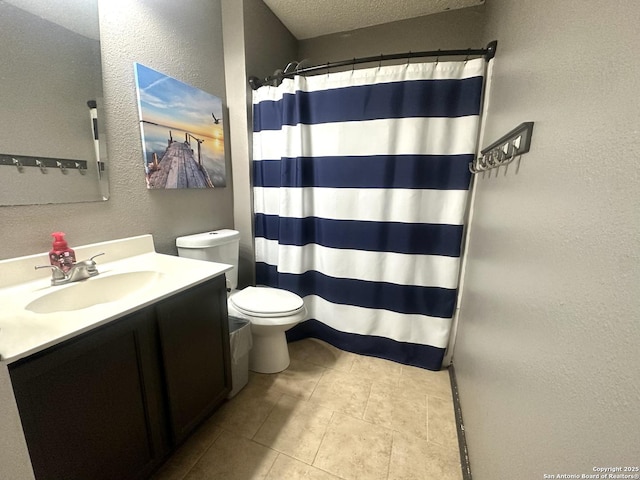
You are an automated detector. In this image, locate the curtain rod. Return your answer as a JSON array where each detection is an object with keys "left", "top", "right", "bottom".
[{"left": 248, "top": 40, "right": 497, "bottom": 90}]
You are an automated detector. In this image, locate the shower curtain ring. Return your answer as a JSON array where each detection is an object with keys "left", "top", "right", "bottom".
[
  {"left": 378, "top": 54, "right": 383, "bottom": 70},
  {"left": 464, "top": 48, "right": 471, "bottom": 63},
  {"left": 435, "top": 49, "right": 441, "bottom": 66},
  {"left": 406, "top": 52, "right": 411, "bottom": 67},
  {"left": 478, "top": 154, "right": 488, "bottom": 170},
  {"left": 352, "top": 58, "right": 356, "bottom": 73}
]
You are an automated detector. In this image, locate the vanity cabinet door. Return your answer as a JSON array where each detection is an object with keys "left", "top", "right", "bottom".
[
  {"left": 156, "top": 276, "right": 231, "bottom": 445},
  {"left": 9, "top": 309, "right": 167, "bottom": 480}
]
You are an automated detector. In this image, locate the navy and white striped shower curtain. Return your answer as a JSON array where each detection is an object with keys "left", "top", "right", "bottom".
[{"left": 252, "top": 58, "right": 485, "bottom": 370}]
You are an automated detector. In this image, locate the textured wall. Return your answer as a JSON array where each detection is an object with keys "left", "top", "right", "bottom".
[
  {"left": 243, "top": 0, "right": 299, "bottom": 82},
  {"left": 454, "top": 0, "right": 640, "bottom": 477},
  {"left": 299, "top": 6, "right": 485, "bottom": 66},
  {"left": 0, "top": 0, "right": 233, "bottom": 260},
  {"left": 0, "top": 3, "right": 232, "bottom": 476},
  {"left": 222, "top": 0, "right": 298, "bottom": 288}
]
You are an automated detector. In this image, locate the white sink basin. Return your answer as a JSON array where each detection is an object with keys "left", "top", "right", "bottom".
[
  {"left": 1, "top": 234, "right": 233, "bottom": 363},
  {"left": 25, "top": 271, "right": 164, "bottom": 314}
]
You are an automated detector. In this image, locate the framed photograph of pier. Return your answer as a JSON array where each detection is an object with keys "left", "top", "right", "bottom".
[{"left": 133, "top": 63, "right": 226, "bottom": 189}]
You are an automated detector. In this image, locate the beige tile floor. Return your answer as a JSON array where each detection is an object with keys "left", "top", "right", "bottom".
[{"left": 153, "top": 338, "right": 462, "bottom": 480}]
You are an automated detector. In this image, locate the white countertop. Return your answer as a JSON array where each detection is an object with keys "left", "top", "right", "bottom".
[{"left": 0, "top": 235, "right": 231, "bottom": 364}]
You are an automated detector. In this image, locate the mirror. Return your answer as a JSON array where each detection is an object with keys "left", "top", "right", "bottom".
[{"left": 0, "top": 0, "right": 109, "bottom": 206}]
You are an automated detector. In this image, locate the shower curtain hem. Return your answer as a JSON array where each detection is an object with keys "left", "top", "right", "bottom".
[{"left": 286, "top": 319, "right": 446, "bottom": 371}]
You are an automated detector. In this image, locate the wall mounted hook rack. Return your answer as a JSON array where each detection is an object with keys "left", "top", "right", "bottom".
[
  {"left": 0, "top": 154, "right": 89, "bottom": 174},
  {"left": 470, "top": 122, "right": 534, "bottom": 174}
]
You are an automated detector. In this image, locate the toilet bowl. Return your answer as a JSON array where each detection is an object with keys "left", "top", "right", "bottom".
[
  {"left": 228, "top": 286, "right": 306, "bottom": 373},
  {"left": 175, "top": 230, "right": 306, "bottom": 375}
]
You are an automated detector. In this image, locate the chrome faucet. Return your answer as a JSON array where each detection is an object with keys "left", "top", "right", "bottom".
[{"left": 35, "top": 253, "right": 105, "bottom": 286}]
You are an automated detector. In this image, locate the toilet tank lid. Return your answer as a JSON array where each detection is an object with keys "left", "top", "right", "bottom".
[{"left": 176, "top": 229, "right": 240, "bottom": 248}]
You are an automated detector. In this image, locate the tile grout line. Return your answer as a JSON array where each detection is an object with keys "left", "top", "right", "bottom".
[
  {"left": 384, "top": 428, "right": 394, "bottom": 480},
  {"left": 306, "top": 365, "right": 326, "bottom": 399},
  {"left": 426, "top": 393, "right": 430, "bottom": 443},
  {"left": 177, "top": 427, "right": 224, "bottom": 480},
  {"left": 361, "top": 380, "right": 374, "bottom": 421},
  {"left": 262, "top": 451, "right": 282, "bottom": 479},
  {"left": 251, "top": 390, "right": 284, "bottom": 441},
  {"left": 449, "top": 363, "right": 472, "bottom": 480},
  {"left": 310, "top": 409, "right": 335, "bottom": 467},
  {"left": 308, "top": 412, "right": 355, "bottom": 480}
]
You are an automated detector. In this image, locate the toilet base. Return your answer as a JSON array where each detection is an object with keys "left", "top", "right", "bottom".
[{"left": 249, "top": 330, "right": 290, "bottom": 374}]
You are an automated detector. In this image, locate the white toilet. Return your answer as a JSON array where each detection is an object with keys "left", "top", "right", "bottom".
[{"left": 176, "top": 229, "right": 306, "bottom": 374}]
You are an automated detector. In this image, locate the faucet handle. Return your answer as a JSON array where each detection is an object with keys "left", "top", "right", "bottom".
[
  {"left": 35, "top": 264, "right": 67, "bottom": 283},
  {"left": 75, "top": 253, "right": 104, "bottom": 278},
  {"left": 35, "top": 264, "right": 64, "bottom": 274},
  {"left": 88, "top": 252, "right": 105, "bottom": 263}
]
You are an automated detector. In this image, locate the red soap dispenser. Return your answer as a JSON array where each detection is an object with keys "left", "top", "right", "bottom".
[{"left": 49, "top": 232, "right": 76, "bottom": 272}]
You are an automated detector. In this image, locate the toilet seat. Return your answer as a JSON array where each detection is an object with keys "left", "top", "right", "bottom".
[{"left": 229, "top": 286, "right": 304, "bottom": 318}]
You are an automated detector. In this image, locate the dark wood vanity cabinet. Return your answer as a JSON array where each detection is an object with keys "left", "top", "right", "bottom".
[
  {"left": 9, "top": 308, "right": 166, "bottom": 480},
  {"left": 156, "top": 276, "right": 231, "bottom": 445},
  {"left": 9, "top": 276, "right": 230, "bottom": 480}
]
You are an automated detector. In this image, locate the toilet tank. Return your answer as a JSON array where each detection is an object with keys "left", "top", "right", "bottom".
[{"left": 176, "top": 229, "right": 240, "bottom": 290}]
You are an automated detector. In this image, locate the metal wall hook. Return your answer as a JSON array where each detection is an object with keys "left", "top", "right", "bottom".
[
  {"left": 35, "top": 159, "right": 47, "bottom": 173},
  {"left": 469, "top": 158, "right": 487, "bottom": 174},
  {"left": 470, "top": 153, "right": 490, "bottom": 174},
  {"left": 56, "top": 161, "right": 67, "bottom": 174},
  {"left": 505, "top": 144, "right": 519, "bottom": 165},
  {"left": 12, "top": 157, "right": 24, "bottom": 173},
  {"left": 501, "top": 144, "right": 520, "bottom": 175}
]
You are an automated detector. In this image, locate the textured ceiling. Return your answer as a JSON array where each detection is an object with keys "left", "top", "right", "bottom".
[{"left": 263, "top": 0, "right": 485, "bottom": 40}]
